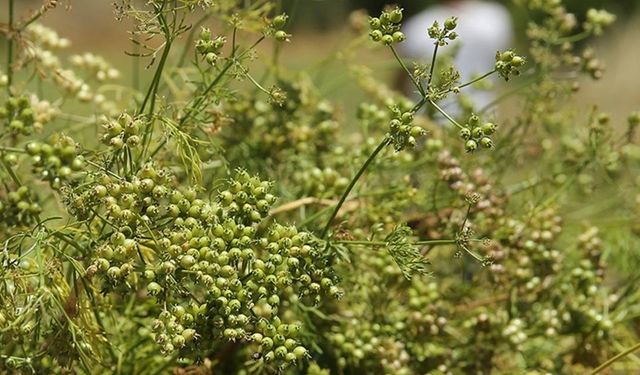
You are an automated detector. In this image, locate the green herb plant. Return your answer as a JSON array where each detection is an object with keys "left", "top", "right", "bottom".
[{"left": 1, "top": 0, "right": 639, "bottom": 374}]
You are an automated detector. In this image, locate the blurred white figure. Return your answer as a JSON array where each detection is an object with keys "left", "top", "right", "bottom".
[{"left": 400, "top": 0, "right": 513, "bottom": 112}]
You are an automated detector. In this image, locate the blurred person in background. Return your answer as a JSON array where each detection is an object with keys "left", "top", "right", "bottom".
[{"left": 399, "top": 0, "right": 513, "bottom": 114}]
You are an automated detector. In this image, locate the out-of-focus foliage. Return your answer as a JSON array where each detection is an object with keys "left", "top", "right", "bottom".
[
  {"left": 0, "top": 0, "right": 639, "bottom": 374},
  {"left": 282, "top": 0, "right": 639, "bottom": 30}
]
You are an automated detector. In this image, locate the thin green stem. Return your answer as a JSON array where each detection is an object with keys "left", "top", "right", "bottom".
[
  {"left": 145, "top": 59, "right": 234, "bottom": 160},
  {"left": 337, "top": 240, "right": 386, "bottom": 246},
  {"left": 591, "top": 341, "right": 640, "bottom": 374},
  {"left": 412, "top": 97, "right": 427, "bottom": 113},
  {"left": 179, "top": 35, "right": 264, "bottom": 127},
  {"left": 429, "top": 100, "right": 464, "bottom": 129},
  {"left": 337, "top": 239, "right": 456, "bottom": 246},
  {"left": 478, "top": 70, "right": 539, "bottom": 114},
  {"left": 426, "top": 42, "right": 439, "bottom": 88},
  {"left": 389, "top": 45, "right": 423, "bottom": 96},
  {"left": 437, "top": 69, "right": 497, "bottom": 96},
  {"left": 320, "top": 137, "right": 391, "bottom": 239},
  {"left": 139, "top": 39, "right": 171, "bottom": 159},
  {"left": 137, "top": 1, "right": 171, "bottom": 115},
  {"left": 138, "top": 43, "right": 170, "bottom": 115},
  {"left": 243, "top": 68, "right": 271, "bottom": 95},
  {"left": 299, "top": 204, "right": 334, "bottom": 227},
  {"left": 416, "top": 239, "right": 457, "bottom": 246},
  {"left": 0, "top": 146, "right": 27, "bottom": 153},
  {"left": 147, "top": 9, "right": 175, "bottom": 117},
  {"left": 177, "top": 14, "right": 209, "bottom": 68},
  {"left": 180, "top": 59, "right": 233, "bottom": 125}
]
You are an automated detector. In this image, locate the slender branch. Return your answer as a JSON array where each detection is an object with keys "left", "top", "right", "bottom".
[
  {"left": 269, "top": 197, "right": 337, "bottom": 216},
  {"left": 426, "top": 42, "right": 439, "bottom": 88},
  {"left": 181, "top": 60, "right": 232, "bottom": 125},
  {"left": 137, "top": 1, "right": 171, "bottom": 115},
  {"left": 145, "top": 60, "right": 233, "bottom": 161},
  {"left": 320, "top": 137, "right": 391, "bottom": 239},
  {"left": 337, "top": 239, "right": 456, "bottom": 246},
  {"left": 437, "top": 69, "right": 497, "bottom": 96},
  {"left": 591, "top": 341, "right": 640, "bottom": 374},
  {"left": 416, "top": 239, "right": 457, "bottom": 246},
  {"left": 242, "top": 68, "right": 271, "bottom": 95},
  {"left": 389, "top": 45, "right": 423, "bottom": 96},
  {"left": 147, "top": 42, "right": 172, "bottom": 117},
  {"left": 429, "top": 99, "right": 464, "bottom": 129},
  {"left": 179, "top": 35, "right": 264, "bottom": 127},
  {"left": 0, "top": 146, "right": 27, "bottom": 153},
  {"left": 177, "top": 15, "right": 209, "bottom": 68},
  {"left": 138, "top": 12, "right": 172, "bottom": 115},
  {"left": 337, "top": 240, "right": 386, "bottom": 246}
]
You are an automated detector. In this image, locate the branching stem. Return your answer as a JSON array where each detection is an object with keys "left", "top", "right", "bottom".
[
  {"left": 337, "top": 239, "right": 457, "bottom": 246},
  {"left": 437, "top": 69, "right": 497, "bottom": 96},
  {"left": 389, "top": 45, "right": 424, "bottom": 96},
  {"left": 320, "top": 137, "right": 391, "bottom": 239}
]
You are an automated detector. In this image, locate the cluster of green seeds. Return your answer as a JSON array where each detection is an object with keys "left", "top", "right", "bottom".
[
  {"left": 0, "top": 96, "right": 36, "bottom": 136},
  {"left": 368, "top": 7, "right": 405, "bottom": 45},
  {"left": 195, "top": 27, "right": 226, "bottom": 65},
  {"left": 25, "top": 135, "right": 85, "bottom": 189},
  {"left": 458, "top": 114, "right": 496, "bottom": 153}
]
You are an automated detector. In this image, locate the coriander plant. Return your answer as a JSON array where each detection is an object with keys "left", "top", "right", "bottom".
[{"left": 1, "top": 0, "right": 639, "bottom": 374}]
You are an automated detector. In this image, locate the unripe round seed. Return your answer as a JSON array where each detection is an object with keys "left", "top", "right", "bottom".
[
  {"left": 369, "top": 17, "right": 381, "bottom": 29},
  {"left": 511, "top": 56, "right": 525, "bottom": 66},
  {"left": 293, "top": 346, "right": 307, "bottom": 359},
  {"left": 444, "top": 17, "right": 457, "bottom": 30},
  {"left": 459, "top": 128, "right": 471, "bottom": 140},
  {"left": 480, "top": 137, "right": 493, "bottom": 148},
  {"left": 273, "top": 14, "right": 288, "bottom": 29},
  {"left": 389, "top": 8, "right": 403, "bottom": 23},
  {"left": 275, "top": 30, "right": 289, "bottom": 42},
  {"left": 481, "top": 122, "right": 497, "bottom": 135},
  {"left": 465, "top": 139, "right": 478, "bottom": 152},
  {"left": 392, "top": 31, "right": 406, "bottom": 43},
  {"left": 472, "top": 127, "right": 484, "bottom": 139}
]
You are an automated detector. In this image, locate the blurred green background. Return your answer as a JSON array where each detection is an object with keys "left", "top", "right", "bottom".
[
  {"left": 282, "top": 0, "right": 640, "bottom": 31},
  {"left": 1, "top": 0, "right": 639, "bottom": 126}
]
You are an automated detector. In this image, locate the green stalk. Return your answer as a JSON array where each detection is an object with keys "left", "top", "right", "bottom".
[
  {"left": 0, "top": 146, "right": 27, "bottom": 153},
  {"left": 178, "top": 35, "right": 264, "bottom": 127},
  {"left": 337, "top": 239, "right": 456, "bottom": 246},
  {"left": 177, "top": 14, "right": 209, "bottom": 69},
  {"left": 390, "top": 45, "right": 423, "bottom": 96},
  {"left": 429, "top": 99, "right": 464, "bottom": 129},
  {"left": 591, "top": 341, "right": 640, "bottom": 374},
  {"left": 320, "top": 137, "right": 391, "bottom": 239},
  {"left": 426, "top": 42, "right": 439, "bottom": 87},
  {"left": 138, "top": 41, "right": 172, "bottom": 116},
  {"left": 437, "top": 69, "right": 497, "bottom": 96},
  {"left": 137, "top": 1, "right": 171, "bottom": 115}
]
